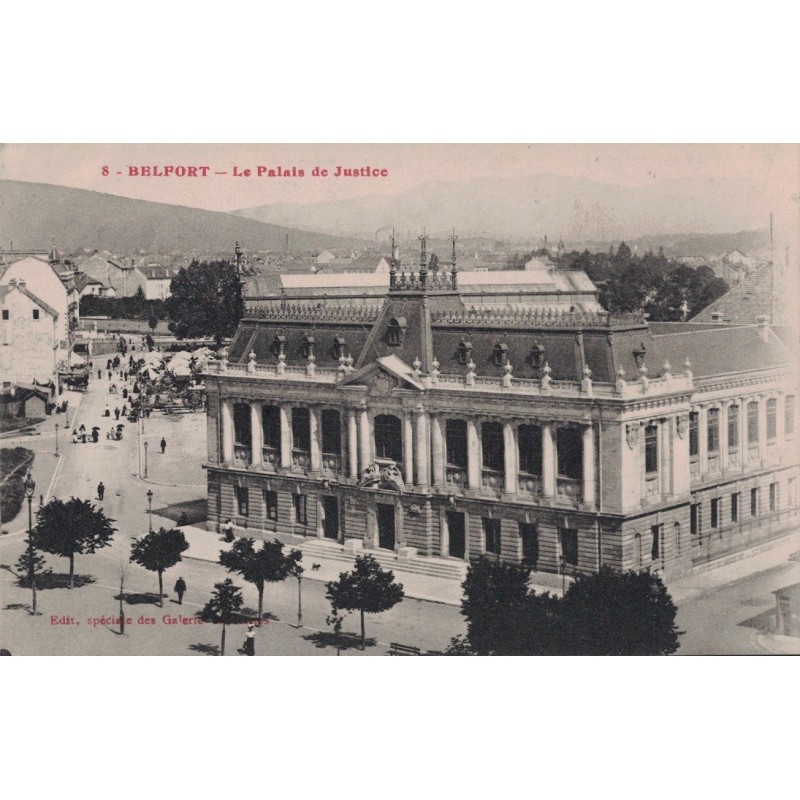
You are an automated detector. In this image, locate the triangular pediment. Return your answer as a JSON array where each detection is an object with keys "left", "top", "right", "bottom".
[{"left": 338, "top": 355, "right": 425, "bottom": 394}]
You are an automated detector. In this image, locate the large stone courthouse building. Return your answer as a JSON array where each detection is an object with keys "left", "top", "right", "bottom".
[{"left": 203, "top": 240, "right": 798, "bottom": 580}]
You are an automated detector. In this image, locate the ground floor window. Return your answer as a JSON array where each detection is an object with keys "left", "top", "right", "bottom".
[
  {"left": 651, "top": 524, "right": 661, "bottom": 560},
  {"left": 769, "top": 482, "right": 778, "bottom": 512},
  {"left": 294, "top": 494, "right": 308, "bottom": 525},
  {"left": 751, "top": 487, "right": 759, "bottom": 516},
  {"left": 483, "top": 518, "right": 502, "bottom": 555},
  {"left": 710, "top": 498, "right": 719, "bottom": 529},
  {"left": 265, "top": 490, "right": 278, "bottom": 521},
  {"left": 236, "top": 486, "right": 249, "bottom": 517},
  {"left": 559, "top": 527, "right": 578, "bottom": 566},
  {"left": 731, "top": 492, "right": 739, "bottom": 523},
  {"left": 690, "top": 503, "right": 701, "bottom": 537}
]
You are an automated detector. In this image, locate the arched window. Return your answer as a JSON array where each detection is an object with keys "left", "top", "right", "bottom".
[
  {"left": 493, "top": 342, "right": 509, "bottom": 367},
  {"left": 374, "top": 414, "right": 402, "bottom": 462},
  {"left": 530, "top": 342, "right": 546, "bottom": 370},
  {"left": 457, "top": 337, "right": 473, "bottom": 365}
]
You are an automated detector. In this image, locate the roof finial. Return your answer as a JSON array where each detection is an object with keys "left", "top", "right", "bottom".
[
  {"left": 419, "top": 227, "right": 428, "bottom": 289},
  {"left": 449, "top": 228, "right": 458, "bottom": 290}
]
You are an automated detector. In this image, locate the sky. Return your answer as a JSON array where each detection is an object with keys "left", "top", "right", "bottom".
[{"left": 1, "top": 143, "right": 798, "bottom": 216}]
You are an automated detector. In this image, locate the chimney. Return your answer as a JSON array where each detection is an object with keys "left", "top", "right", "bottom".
[
  {"left": 756, "top": 314, "right": 770, "bottom": 342},
  {"left": 710, "top": 311, "right": 724, "bottom": 324}
]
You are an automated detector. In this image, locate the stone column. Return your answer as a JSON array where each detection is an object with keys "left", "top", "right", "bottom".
[
  {"left": 250, "top": 402, "right": 263, "bottom": 467},
  {"left": 279, "top": 404, "right": 292, "bottom": 468},
  {"left": 415, "top": 408, "right": 430, "bottom": 487},
  {"left": 431, "top": 414, "right": 445, "bottom": 487},
  {"left": 403, "top": 413, "right": 414, "bottom": 486},
  {"left": 221, "top": 399, "right": 234, "bottom": 463},
  {"left": 672, "top": 414, "right": 690, "bottom": 496},
  {"left": 348, "top": 409, "right": 359, "bottom": 479},
  {"left": 659, "top": 418, "right": 671, "bottom": 496},
  {"left": 719, "top": 402, "right": 729, "bottom": 472},
  {"left": 758, "top": 395, "right": 767, "bottom": 464},
  {"left": 359, "top": 408, "right": 371, "bottom": 474},
  {"left": 467, "top": 419, "right": 480, "bottom": 489},
  {"left": 309, "top": 407, "right": 321, "bottom": 472},
  {"left": 542, "top": 422, "right": 555, "bottom": 497},
  {"left": 582, "top": 423, "right": 595, "bottom": 506},
  {"left": 503, "top": 422, "right": 518, "bottom": 494}
]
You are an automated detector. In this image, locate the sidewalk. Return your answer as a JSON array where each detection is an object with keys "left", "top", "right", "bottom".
[{"left": 664, "top": 528, "right": 800, "bottom": 604}]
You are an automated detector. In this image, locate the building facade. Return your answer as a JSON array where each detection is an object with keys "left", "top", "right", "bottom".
[{"left": 203, "top": 246, "right": 798, "bottom": 580}]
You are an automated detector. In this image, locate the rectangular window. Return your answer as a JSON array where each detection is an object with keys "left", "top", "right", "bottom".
[
  {"left": 292, "top": 407, "right": 310, "bottom": 452},
  {"left": 645, "top": 424, "right": 659, "bottom": 474},
  {"left": 769, "top": 482, "right": 778, "bottom": 512},
  {"left": 262, "top": 405, "right": 281, "bottom": 450},
  {"left": 650, "top": 525, "right": 660, "bottom": 560},
  {"left": 556, "top": 427, "right": 582, "bottom": 480},
  {"left": 751, "top": 487, "right": 758, "bottom": 516},
  {"left": 32, "top": 309, "right": 40, "bottom": 320},
  {"left": 747, "top": 402, "right": 759, "bottom": 445},
  {"left": 785, "top": 396, "right": 795, "bottom": 435},
  {"left": 517, "top": 424, "right": 542, "bottom": 475},
  {"left": 731, "top": 492, "right": 739, "bottom": 523},
  {"left": 690, "top": 503, "right": 701, "bottom": 537},
  {"left": 294, "top": 494, "right": 308, "bottom": 525},
  {"left": 321, "top": 409, "right": 342, "bottom": 456},
  {"left": 233, "top": 402, "right": 252, "bottom": 447},
  {"left": 265, "top": 490, "right": 278, "bottom": 521},
  {"left": 445, "top": 419, "right": 468, "bottom": 468},
  {"left": 235, "top": 486, "right": 249, "bottom": 517},
  {"left": 1, "top": 310, "right": 8, "bottom": 320},
  {"left": 481, "top": 421, "right": 504, "bottom": 473},
  {"left": 560, "top": 527, "right": 579, "bottom": 566},
  {"left": 707, "top": 408, "right": 719, "bottom": 454},
  {"left": 767, "top": 399, "right": 777, "bottom": 440},
  {"left": 727, "top": 405, "right": 739, "bottom": 450},
  {"left": 689, "top": 412, "right": 699, "bottom": 457},
  {"left": 710, "top": 498, "right": 719, "bottom": 528},
  {"left": 483, "top": 518, "right": 502, "bottom": 555}
]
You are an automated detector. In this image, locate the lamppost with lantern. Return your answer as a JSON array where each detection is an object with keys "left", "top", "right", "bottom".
[
  {"left": 146, "top": 489, "right": 154, "bottom": 533},
  {"left": 24, "top": 473, "right": 37, "bottom": 614},
  {"left": 54, "top": 422, "right": 59, "bottom": 457},
  {"left": 144, "top": 441, "right": 149, "bottom": 479}
]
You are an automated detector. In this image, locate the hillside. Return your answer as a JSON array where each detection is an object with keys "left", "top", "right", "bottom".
[
  {"left": 0, "top": 181, "right": 364, "bottom": 253},
  {"left": 234, "top": 173, "right": 775, "bottom": 242}
]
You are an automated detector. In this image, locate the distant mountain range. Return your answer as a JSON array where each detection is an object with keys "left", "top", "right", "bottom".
[
  {"left": 0, "top": 181, "right": 364, "bottom": 254},
  {"left": 234, "top": 173, "right": 777, "bottom": 244}
]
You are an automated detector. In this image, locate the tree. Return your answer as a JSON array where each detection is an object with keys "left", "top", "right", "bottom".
[
  {"left": 326, "top": 554, "right": 404, "bottom": 649},
  {"left": 561, "top": 566, "right": 680, "bottom": 655},
  {"left": 201, "top": 578, "right": 244, "bottom": 656},
  {"left": 34, "top": 498, "right": 117, "bottom": 589},
  {"left": 165, "top": 259, "right": 242, "bottom": 345},
  {"left": 15, "top": 539, "right": 50, "bottom": 614},
  {"left": 219, "top": 538, "right": 301, "bottom": 621},
  {"left": 129, "top": 527, "right": 189, "bottom": 607},
  {"left": 148, "top": 314, "right": 159, "bottom": 332}
]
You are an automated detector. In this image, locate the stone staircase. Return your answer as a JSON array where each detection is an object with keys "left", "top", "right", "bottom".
[{"left": 297, "top": 538, "right": 468, "bottom": 582}]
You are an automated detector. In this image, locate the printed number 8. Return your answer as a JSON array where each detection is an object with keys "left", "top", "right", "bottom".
[{"left": 102, "top": 166, "right": 109, "bottom": 176}]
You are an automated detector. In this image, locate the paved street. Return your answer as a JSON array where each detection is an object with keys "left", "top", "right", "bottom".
[
  {"left": 2, "top": 347, "right": 798, "bottom": 655},
  {"left": 0, "top": 351, "right": 465, "bottom": 655}
]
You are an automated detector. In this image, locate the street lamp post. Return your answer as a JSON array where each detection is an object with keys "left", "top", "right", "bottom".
[
  {"left": 24, "top": 473, "right": 37, "bottom": 615},
  {"left": 146, "top": 489, "right": 154, "bottom": 533},
  {"left": 144, "top": 441, "right": 149, "bottom": 479},
  {"left": 54, "top": 422, "right": 59, "bottom": 457}
]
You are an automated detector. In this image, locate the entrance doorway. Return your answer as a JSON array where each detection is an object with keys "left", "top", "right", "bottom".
[
  {"left": 377, "top": 503, "right": 396, "bottom": 550},
  {"left": 321, "top": 496, "right": 339, "bottom": 540},
  {"left": 520, "top": 522, "right": 538, "bottom": 568},
  {"left": 447, "top": 511, "right": 466, "bottom": 559}
]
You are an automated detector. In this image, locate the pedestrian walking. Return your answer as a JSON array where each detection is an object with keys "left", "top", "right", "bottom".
[
  {"left": 114, "top": 408, "right": 120, "bottom": 420},
  {"left": 97, "top": 481, "right": 105, "bottom": 501},
  {"left": 174, "top": 577, "right": 187, "bottom": 605},
  {"left": 98, "top": 369, "right": 102, "bottom": 380},
  {"left": 160, "top": 437, "right": 167, "bottom": 454},
  {"left": 243, "top": 623, "right": 255, "bottom": 656}
]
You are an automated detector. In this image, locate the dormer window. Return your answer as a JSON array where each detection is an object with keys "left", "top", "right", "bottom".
[
  {"left": 300, "top": 334, "right": 315, "bottom": 359},
  {"left": 333, "top": 336, "right": 347, "bottom": 360},
  {"left": 530, "top": 342, "right": 546, "bottom": 369},
  {"left": 457, "top": 337, "right": 473, "bottom": 365},
  {"left": 271, "top": 334, "right": 286, "bottom": 357},
  {"left": 493, "top": 342, "right": 509, "bottom": 367},
  {"left": 633, "top": 343, "right": 647, "bottom": 370},
  {"left": 387, "top": 317, "right": 407, "bottom": 346}
]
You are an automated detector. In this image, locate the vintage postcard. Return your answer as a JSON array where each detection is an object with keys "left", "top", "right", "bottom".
[{"left": 1, "top": 143, "right": 798, "bottom": 656}]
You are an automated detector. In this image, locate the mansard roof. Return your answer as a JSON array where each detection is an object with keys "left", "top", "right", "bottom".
[{"left": 691, "top": 262, "right": 775, "bottom": 325}]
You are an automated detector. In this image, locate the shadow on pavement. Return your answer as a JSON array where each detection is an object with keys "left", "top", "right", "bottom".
[
  {"left": 17, "top": 573, "right": 96, "bottom": 590},
  {"left": 116, "top": 592, "right": 163, "bottom": 605},
  {"left": 156, "top": 499, "right": 207, "bottom": 525},
  {"left": 303, "top": 631, "right": 377, "bottom": 651},
  {"left": 189, "top": 642, "right": 220, "bottom": 656}
]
